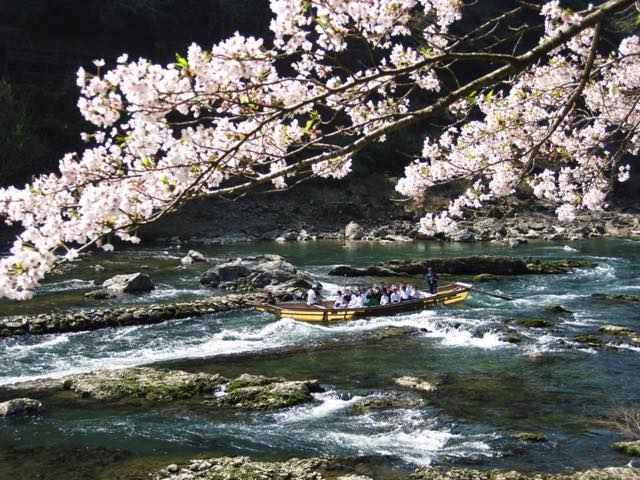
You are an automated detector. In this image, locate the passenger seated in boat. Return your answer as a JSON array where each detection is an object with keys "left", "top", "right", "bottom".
[
  {"left": 343, "top": 289, "right": 352, "bottom": 306},
  {"left": 409, "top": 285, "right": 420, "bottom": 299},
  {"left": 380, "top": 290, "right": 390, "bottom": 305},
  {"left": 265, "top": 292, "right": 277, "bottom": 305},
  {"left": 390, "top": 287, "right": 401, "bottom": 303},
  {"left": 367, "top": 288, "right": 380, "bottom": 306},
  {"left": 334, "top": 290, "right": 345, "bottom": 308},
  {"left": 400, "top": 284, "right": 411, "bottom": 301},
  {"left": 350, "top": 288, "right": 364, "bottom": 307},
  {"left": 307, "top": 283, "right": 322, "bottom": 306}
]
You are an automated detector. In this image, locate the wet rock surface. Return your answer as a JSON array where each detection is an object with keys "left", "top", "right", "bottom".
[
  {"left": 217, "top": 373, "right": 325, "bottom": 410},
  {"left": 102, "top": 272, "right": 155, "bottom": 293},
  {"left": 154, "top": 456, "right": 337, "bottom": 480},
  {"left": 62, "top": 367, "right": 225, "bottom": 401},
  {"left": 200, "top": 254, "right": 309, "bottom": 291},
  {"left": 0, "top": 397, "right": 42, "bottom": 417},
  {"left": 612, "top": 440, "right": 640, "bottom": 457},
  {"left": 0, "top": 292, "right": 263, "bottom": 338},
  {"left": 411, "top": 467, "right": 640, "bottom": 480},
  {"left": 329, "top": 256, "right": 597, "bottom": 277}
]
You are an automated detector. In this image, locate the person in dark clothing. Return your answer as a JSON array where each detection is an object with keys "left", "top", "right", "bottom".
[
  {"left": 425, "top": 267, "right": 438, "bottom": 294},
  {"left": 265, "top": 292, "right": 277, "bottom": 305}
]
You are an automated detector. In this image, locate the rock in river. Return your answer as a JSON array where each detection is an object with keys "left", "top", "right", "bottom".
[
  {"left": 0, "top": 398, "right": 42, "bottom": 417},
  {"left": 411, "top": 467, "right": 640, "bottom": 480},
  {"left": 102, "top": 273, "right": 155, "bottom": 293},
  {"left": 217, "top": 373, "right": 324, "bottom": 410},
  {"left": 328, "top": 256, "right": 597, "bottom": 277},
  {"left": 155, "top": 456, "right": 335, "bottom": 480},
  {"left": 395, "top": 376, "right": 440, "bottom": 392},
  {"left": 200, "top": 254, "right": 306, "bottom": 289},
  {"left": 345, "top": 221, "right": 366, "bottom": 240},
  {"left": 62, "top": 367, "right": 225, "bottom": 401}
]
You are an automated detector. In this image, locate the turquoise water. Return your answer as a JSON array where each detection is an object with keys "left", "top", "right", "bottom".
[{"left": 0, "top": 239, "right": 639, "bottom": 479}]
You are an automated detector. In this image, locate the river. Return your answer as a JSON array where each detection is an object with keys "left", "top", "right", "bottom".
[{"left": 0, "top": 239, "right": 638, "bottom": 479}]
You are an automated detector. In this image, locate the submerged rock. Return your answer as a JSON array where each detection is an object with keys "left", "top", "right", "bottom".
[
  {"left": 543, "top": 305, "right": 574, "bottom": 315},
  {"left": 573, "top": 335, "right": 603, "bottom": 347},
  {"left": 612, "top": 440, "right": 640, "bottom": 457},
  {"left": 592, "top": 293, "right": 639, "bottom": 303},
  {"left": 600, "top": 325, "right": 635, "bottom": 336},
  {"left": 102, "top": 273, "right": 155, "bottom": 293},
  {"left": 352, "top": 395, "right": 421, "bottom": 414},
  {"left": 472, "top": 273, "right": 499, "bottom": 282},
  {"left": 516, "top": 431, "right": 549, "bottom": 443},
  {"left": 218, "top": 374, "right": 324, "bottom": 410},
  {"left": 84, "top": 288, "right": 118, "bottom": 300},
  {"left": 0, "top": 398, "right": 42, "bottom": 417},
  {"left": 395, "top": 376, "right": 440, "bottom": 392},
  {"left": 62, "top": 367, "right": 225, "bottom": 401},
  {"left": 514, "top": 319, "right": 555, "bottom": 328}
]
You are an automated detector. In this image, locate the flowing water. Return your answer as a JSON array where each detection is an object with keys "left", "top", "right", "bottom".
[{"left": 0, "top": 239, "right": 639, "bottom": 479}]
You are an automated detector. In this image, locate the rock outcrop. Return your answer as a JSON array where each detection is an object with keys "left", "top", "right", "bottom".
[
  {"left": 217, "top": 374, "right": 324, "bottom": 410},
  {"left": 0, "top": 398, "right": 42, "bottom": 417},
  {"left": 155, "top": 456, "right": 336, "bottom": 480},
  {"left": 0, "top": 292, "right": 263, "bottom": 338},
  {"left": 200, "top": 254, "right": 308, "bottom": 290},
  {"left": 328, "top": 256, "right": 597, "bottom": 277},
  {"left": 411, "top": 467, "right": 640, "bottom": 480},
  {"left": 102, "top": 273, "right": 155, "bottom": 293},
  {"left": 612, "top": 440, "right": 640, "bottom": 457},
  {"left": 62, "top": 367, "right": 225, "bottom": 401},
  {"left": 395, "top": 376, "right": 440, "bottom": 392}
]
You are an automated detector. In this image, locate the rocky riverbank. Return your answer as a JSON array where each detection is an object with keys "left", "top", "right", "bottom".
[
  {"left": 152, "top": 456, "right": 640, "bottom": 480},
  {"left": 328, "top": 256, "right": 597, "bottom": 277}
]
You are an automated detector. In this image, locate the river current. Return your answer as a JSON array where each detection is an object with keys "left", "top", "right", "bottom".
[{"left": 0, "top": 239, "right": 638, "bottom": 479}]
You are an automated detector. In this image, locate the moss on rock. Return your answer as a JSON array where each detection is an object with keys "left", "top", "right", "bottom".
[
  {"left": 472, "top": 274, "right": 499, "bottom": 283},
  {"left": 515, "top": 432, "right": 549, "bottom": 443},
  {"left": 218, "top": 375, "right": 324, "bottom": 410},
  {"left": 573, "top": 335, "right": 603, "bottom": 347},
  {"left": 62, "top": 367, "right": 226, "bottom": 401},
  {"left": 515, "top": 319, "right": 555, "bottom": 328},
  {"left": 612, "top": 440, "right": 640, "bottom": 457}
]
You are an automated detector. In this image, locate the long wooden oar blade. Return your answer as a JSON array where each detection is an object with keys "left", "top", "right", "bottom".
[{"left": 470, "top": 287, "right": 514, "bottom": 301}]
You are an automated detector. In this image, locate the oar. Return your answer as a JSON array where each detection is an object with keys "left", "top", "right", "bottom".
[{"left": 469, "top": 287, "right": 514, "bottom": 301}]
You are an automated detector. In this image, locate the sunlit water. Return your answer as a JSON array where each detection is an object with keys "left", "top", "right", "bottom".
[{"left": 0, "top": 239, "right": 639, "bottom": 479}]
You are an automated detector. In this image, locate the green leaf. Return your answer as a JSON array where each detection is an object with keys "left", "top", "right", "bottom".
[{"left": 175, "top": 53, "right": 189, "bottom": 69}]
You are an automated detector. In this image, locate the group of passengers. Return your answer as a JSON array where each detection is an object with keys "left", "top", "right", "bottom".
[{"left": 332, "top": 282, "right": 421, "bottom": 308}]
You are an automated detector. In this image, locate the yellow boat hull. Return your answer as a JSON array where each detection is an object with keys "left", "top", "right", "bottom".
[{"left": 255, "top": 283, "right": 471, "bottom": 322}]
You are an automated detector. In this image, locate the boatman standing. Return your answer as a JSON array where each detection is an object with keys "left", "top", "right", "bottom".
[
  {"left": 307, "top": 282, "right": 322, "bottom": 306},
  {"left": 425, "top": 266, "right": 439, "bottom": 294}
]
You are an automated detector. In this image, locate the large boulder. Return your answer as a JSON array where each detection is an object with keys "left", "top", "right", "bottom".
[
  {"left": 62, "top": 367, "right": 226, "bottom": 401},
  {"left": 102, "top": 273, "right": 155, "bottom": 293},
  {"left": 0, "top": 398, "right": 42, "bottom": 417},
  {"left": 345, "top": 221, "right": 366, "bottom": 240},
  {"left": 201, "top": 255, "right": 302, "bottom": 289}
]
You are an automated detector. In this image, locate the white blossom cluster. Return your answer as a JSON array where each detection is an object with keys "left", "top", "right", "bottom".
[
  {"left": 0, "top": 0, "right": 636, "bottom": 299},
  {"left": 397, "top": 3, "right": 636, "bottom": 235}
]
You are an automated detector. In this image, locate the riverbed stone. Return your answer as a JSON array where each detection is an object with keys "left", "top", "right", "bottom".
[
  {"left": 543, "top": 305, "right": 574, "bottom": 315},
  {"left": 61, "top": 367, "right": 226, "bottom": 401},
  {"left": 573, "top": 335, "right": 603, "bottom": 347},
  {"left": 395, "top": 376, "right": 439, "bottom": 392},
  {"left": 411, "top": 467, "right": 640, "bottom": 480},
  {"left": 345, "top": 221, "right": 366, "bottom": 240},
  {"left": 0, "top": 398, "right": 42, "bottom": 417},
  {"left": 218, "top": 374, "right": 324, "bottom": 410},
  {"left": 600, "top": 325, "right": 635, "bottom": 336},
  {"left": 102, "top": 273, "right": 155, "bottom": 293},
  {"left": 514, "top": 319, "right": 555, "bottom": 328},
  {"left": 154, "top": 456, "right": 334, "bottom": 480},
  {"left": 515, "top": 432, "right": 549, "bottom": 442},
  {"left": 591, "top": 293, "right": 639, "bottom": 303},
  {"left": 612, "top": 440, "right": 640, "bottom": 457},
  {"left": 472, "top": 273, "right": 499, "bottom": 282}
]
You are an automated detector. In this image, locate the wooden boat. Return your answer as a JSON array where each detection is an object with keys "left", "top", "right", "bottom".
[{"left": 255, "top": 282, "right": 471, "bottom": 322}]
